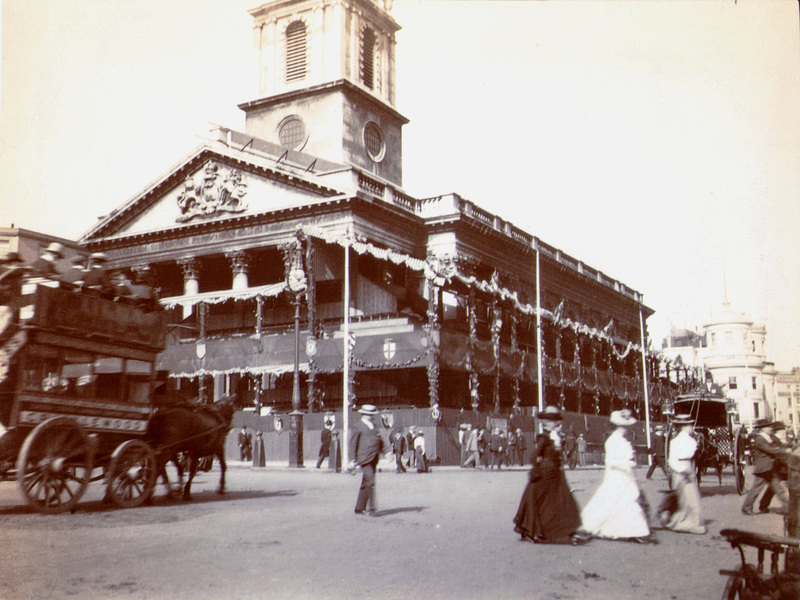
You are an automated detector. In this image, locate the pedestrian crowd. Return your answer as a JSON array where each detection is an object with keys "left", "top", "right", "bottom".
[{"left": 331, "top": 399, "right": 795, "bottom": 551}]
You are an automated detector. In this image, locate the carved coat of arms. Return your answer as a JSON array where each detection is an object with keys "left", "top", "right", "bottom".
[{"left": 176, "top": 162, "right": 249, "bottom": 223}]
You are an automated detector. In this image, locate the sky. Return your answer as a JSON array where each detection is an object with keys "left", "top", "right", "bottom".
[{"left": 1, "top": 0, "right": 799, "bottom": 370}]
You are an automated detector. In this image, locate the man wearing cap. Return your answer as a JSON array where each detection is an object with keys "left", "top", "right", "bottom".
[
  {"left": 741, "top": 420, "right": 789, "bottom": 515},
  {"left": 349, "top": 404, "right": 387, "bottom": 516},
  {"left": 664, "top": 414, "right": 706, "bottom": 534}
]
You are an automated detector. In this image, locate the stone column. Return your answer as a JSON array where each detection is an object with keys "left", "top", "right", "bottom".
[
  {"left": 226, "top": 250, "right": 249, "bottom": 291},
  {"left": 178, "top": 258, "right": 198, "bottom": 320}
]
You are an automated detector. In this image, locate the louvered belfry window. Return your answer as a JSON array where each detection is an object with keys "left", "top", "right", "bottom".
[
  {"left": 360, "top": 27, "right": 376, "bottom": 90},
  {"left": 286, "top": 21, "right": 307, "bottom": 83}
]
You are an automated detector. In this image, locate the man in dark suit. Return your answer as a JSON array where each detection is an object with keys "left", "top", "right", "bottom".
[
  {"left": 742, "top": 420, "right": 789, "bottom": 515},
  {"left": 392, "top": 430, "right": 406, "bottom": 473},
  {"left": 316, "top": 422, "right": 332, "bottom": 468},
  {"left": 646, "top": 425, "right": 669, "bottom": 482},
  {"left": 349, "top": 404, "right": 386, "bottom": 516}
]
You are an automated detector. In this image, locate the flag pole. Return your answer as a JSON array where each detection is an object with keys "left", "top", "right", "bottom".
[
  {"left": 342, "top": 227, "right": 351, "bottom": 469},
  {"left": 639, "top": 307, "right": 652, "bottom": 458}
]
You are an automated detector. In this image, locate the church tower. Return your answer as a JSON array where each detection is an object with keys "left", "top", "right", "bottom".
[{"left": 239, "top": 0, "right": 408, "bottom": 185}]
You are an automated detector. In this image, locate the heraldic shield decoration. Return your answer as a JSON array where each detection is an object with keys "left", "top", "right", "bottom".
[
  {"left": 176, "top": 162, "right": 249, "bottom": 223},
  {"left": 382, "top": 338, "right": 396, "bottom": 361}
]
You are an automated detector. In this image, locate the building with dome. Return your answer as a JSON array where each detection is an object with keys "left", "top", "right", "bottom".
[{"left": 699, "top": 301, "right": 777, "bottom": 428}]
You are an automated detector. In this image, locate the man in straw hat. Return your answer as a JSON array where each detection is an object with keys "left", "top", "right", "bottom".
[
  {"left": 349, "top": 404, "right": 387, "bottom": 516},
  {"left": 663, "top": 414, "right": 706, "bottom": 534},
  {"left": 29, "top": 242, "right": 66, "bottom": 278},
  {"left": 741, "top": 419, "right": 789, "bottom": 515}
]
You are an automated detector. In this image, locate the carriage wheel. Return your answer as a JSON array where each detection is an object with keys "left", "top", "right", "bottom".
[
  {"left": 733, "top": 428, "right": 747, "bottom": 495},
  {"left": 16, "top": 417, "right": 94, "bottom": 514},
  {"left": 106, "top": 440, "right": 157, "bottom": 509}
]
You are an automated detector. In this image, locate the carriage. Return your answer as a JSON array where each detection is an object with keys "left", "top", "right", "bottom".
[
  {"left": 665, "top": 390, "right": 748, "bottom": 494},
  {"left": 718, "top": 528, "right": 799, "bottom": 600},
  {"left": 0, "top": 273, "right": 170, "bottom": 513}
]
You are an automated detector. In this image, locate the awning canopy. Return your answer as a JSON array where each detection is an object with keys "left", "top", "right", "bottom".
[{"left": 159, "top": 282, "right": 286, "bottom": 310}]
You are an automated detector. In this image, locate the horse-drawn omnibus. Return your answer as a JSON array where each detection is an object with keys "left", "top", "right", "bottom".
[
  {"left": 665, "top": 390, "right": 748, "bottom": 494},
  {"left": 0, "top": 272, "right": 170, "bottom": 513}
]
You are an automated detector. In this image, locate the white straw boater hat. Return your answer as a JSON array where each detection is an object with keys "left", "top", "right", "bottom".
[
  {"left": 610, "top": 409, "right": 636, "bottom": 427},
  {"left": 358, "top": 404, "right": 378, "bottom": 415},
  {"left": 538, "top": 405, "right": 563, "bottom": 421}
]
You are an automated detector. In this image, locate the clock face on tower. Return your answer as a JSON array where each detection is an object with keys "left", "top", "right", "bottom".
[{"left": 363, "top": 122, "right": 385, "bottom": 163}]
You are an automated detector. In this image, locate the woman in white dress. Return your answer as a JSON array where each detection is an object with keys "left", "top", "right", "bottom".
[
  {"left": 662, "top": 414, "right": 706, "bottom": 534},
  {"left": 580, "top": 409, "right": 651, "bottom": 543}
]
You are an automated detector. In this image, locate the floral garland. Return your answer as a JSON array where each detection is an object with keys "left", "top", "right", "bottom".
[{"left": 299, "top": 225, "right": 650, "bottom": 360}]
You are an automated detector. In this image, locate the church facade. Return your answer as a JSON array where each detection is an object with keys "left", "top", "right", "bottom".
[{"left": 80, "top": 0, "right": 665, "bottom": 437}]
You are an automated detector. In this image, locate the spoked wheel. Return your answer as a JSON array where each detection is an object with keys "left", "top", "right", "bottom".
[
  {"left": 733, "top": 428, "right": 747, "bottom": 495},
  {"left": 16, "top": 417, "right": 95, "bottom": 514},
  {"left": 721, "top": 571, "right": 744, "bottom": 599},
  {"left": 106, "top": 440, "right": 157, "bottom": 508}
]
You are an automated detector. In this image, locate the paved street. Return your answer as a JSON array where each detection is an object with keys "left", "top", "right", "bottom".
[{"left": 0, "top": 459, "right": 787, "bottom": 600}]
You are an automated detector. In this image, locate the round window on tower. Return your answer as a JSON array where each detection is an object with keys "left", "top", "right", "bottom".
[
  {"left": 277, "top": 115, "right": 308, "bottom": 151},
  {"left": 363, "top": 122, "right": 385, "bottom": 162}
]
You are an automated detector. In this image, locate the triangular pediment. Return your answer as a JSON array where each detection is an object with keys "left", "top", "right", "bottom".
[{"left": 82, "top": 144, "right": 346, "bottom": 243}]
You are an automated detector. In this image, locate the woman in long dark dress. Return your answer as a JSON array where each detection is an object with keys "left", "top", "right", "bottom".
[{"left": 513, "top": 406, "right": 585, "bottom": 545}]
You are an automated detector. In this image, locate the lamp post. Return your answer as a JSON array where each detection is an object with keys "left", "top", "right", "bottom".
[{"left": 282, "top": 233, "right": 307, "bottom": 468}]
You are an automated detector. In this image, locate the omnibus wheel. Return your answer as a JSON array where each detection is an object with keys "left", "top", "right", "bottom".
[
  {"left": 106, "top": 439, "right": 157, "bottom": 509},
  {"left": 16, "top": 417, "right": 94, "bottom": 514}
]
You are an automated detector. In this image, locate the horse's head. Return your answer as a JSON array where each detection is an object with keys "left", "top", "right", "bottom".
[{"left": 210, "top": 395, "right": 238, "bottom": 426}]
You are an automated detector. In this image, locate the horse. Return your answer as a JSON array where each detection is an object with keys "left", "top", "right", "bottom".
[
  {"left": 693, "top": 428, "right": 723, "bottom": 486},
  {"left": 146, "top": 396, "right": 236, "bottom": 501}
]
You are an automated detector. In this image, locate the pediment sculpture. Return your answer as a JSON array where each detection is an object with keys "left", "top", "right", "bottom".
[{"left": 176, "top": 162, "right": 249, "bottom": 223}]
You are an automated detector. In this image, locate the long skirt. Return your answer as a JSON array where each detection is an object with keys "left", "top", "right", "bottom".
[
  {"left": 664, "top": 472, "right": 706, "bottom": 534},
  {"left": 513, "top": 470, "right": 581, "bottom": 543},
  {"left": 581, "top": 467, "right": 649, "bottom": 539}
]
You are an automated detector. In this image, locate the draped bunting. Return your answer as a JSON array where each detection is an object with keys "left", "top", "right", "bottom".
[{"left": 299, "top": 225, "right": 649, "bottom": 360}]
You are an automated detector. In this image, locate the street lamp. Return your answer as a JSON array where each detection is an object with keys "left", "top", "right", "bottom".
[{"left": 282, "top": 233, "right": 308, "bottom": 468}]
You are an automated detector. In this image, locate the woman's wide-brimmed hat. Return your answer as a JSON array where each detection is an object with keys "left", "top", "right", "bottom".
[
  {"left": 538, "top": 405, "right": 563, "bottom": 421},
  {"left": 610, "top": 409, "right": 636, "bottom": 427},
  {"left": 672, "top": 413, "right": 694, "bottom": 425},
  {"left": 358, "top": 404, "right": 379, "bottom": 415}
]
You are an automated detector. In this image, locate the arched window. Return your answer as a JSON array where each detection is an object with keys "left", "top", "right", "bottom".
[
  {"left": 286, "top": 21, "right": 307, "bottom": 83},
  {"left": 360, "top": 27, "right": 377, "bottom": 90}
]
